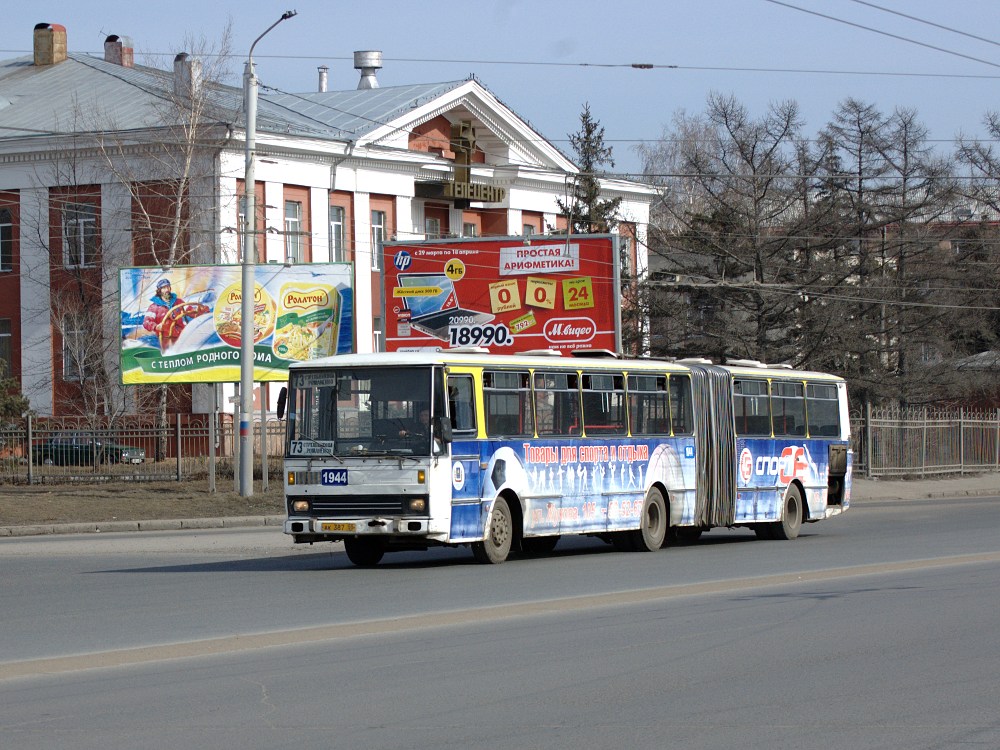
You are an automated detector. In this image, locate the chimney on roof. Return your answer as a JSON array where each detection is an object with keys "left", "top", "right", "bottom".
[
  {"left": 33, "top": 23, "right": 67, "bottom": 66},
  {"left": 318, "top": 65, "right": 328, "bottom": 93},
  {"left": 353, "top": 50, "right": 382, "bottom": 90},
  {"left": 173, "top": 52, "right": 203, "bottom": 99},
  {"left": 104, "top": 35, "right": 134, "bottom": 67}
]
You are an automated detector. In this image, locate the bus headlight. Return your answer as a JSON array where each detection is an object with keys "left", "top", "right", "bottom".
[
  {"left": 407, "top": 498, "right": 427, "bottom": 514},
  {"left": 292, "top": 500, "right": 310, "bottom": 513}
]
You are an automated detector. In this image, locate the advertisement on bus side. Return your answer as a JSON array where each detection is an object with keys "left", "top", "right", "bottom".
[{"left": 383, "top": 235, "right": 621, "bottom": 353}]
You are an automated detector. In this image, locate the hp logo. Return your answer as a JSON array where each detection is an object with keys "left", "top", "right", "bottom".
[{"left": 393, "top": 251, "right": 412, "bottom": 271}]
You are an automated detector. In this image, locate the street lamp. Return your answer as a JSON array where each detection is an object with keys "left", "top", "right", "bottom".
[{"left": 240, "top": 10, "right": 297, "bottom": 498}]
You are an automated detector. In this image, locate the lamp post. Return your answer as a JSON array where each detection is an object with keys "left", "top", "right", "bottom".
[{"left": 240, "top": 10, "right": 297, "bottom": 498}]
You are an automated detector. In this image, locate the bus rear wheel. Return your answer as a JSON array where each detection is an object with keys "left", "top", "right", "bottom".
[
  {"left": 344, "top": 537, "right": 385, "bottom": 567},
  {"left": 472, "top": 497, "right": 513, "bottom": 564},
  {"left": 630, "top": 487, "right": 667, "bottom": 552},
  {"left": 774, "top": 484, "right": 803, "bottom": 540}
]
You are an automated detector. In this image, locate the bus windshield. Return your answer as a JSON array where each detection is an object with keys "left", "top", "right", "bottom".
[{"left": 287, "top": 366, "right": 433, "bottom": 457}]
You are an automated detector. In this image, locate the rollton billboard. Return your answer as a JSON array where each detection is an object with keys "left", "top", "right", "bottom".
[
  {"left": 383, "top": 235, "right": 621, "bottom": 353},
  {"left": 120, "top": 264, "right": 354, "bottom": 384}
]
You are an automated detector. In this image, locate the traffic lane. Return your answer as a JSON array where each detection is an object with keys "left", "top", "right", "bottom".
[
  {"left": 3, "top": 497, "right": 1000, "bottom": 665},
  {"left": 2, "top": 557, "right": 998, "bottom": 750}
]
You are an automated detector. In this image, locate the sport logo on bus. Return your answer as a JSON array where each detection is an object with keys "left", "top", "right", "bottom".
[
  {"left": 749, "top": 445, "right": 811, "bottom": 483},
  {"left": 543, "top": 317, "right": 596, "bottom": 343},
  {"left": 739, "top": 448, "right": 754, "bottom": 483}
]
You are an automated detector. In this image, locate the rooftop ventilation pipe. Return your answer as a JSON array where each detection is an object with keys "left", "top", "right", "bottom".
[{"left": 354, "top": 50, "right": 382, "bottom": 89}]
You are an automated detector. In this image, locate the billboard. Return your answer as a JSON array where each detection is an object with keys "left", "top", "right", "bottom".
[
  {"left": 120, "top": 263, "right": 353, "bottom": 384},
  {"left": 383, "top": 235, "right": 621, "bottom": 353}
]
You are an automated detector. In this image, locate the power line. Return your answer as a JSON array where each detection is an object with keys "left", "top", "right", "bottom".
[
  {"left": 845, "top": 0, "right": 1000, "bottom": 50},
  {"left": 762, "top": 0, "right": 1000, "bottom": 70}
]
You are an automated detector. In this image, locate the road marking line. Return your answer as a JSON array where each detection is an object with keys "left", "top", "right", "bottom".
[{"left": 3, "top": 550, "right": 999, "bottom": 681}]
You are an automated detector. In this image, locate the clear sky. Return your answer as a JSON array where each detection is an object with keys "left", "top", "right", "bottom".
[{"left": 4, "top": 1, "right": 1000, "bottom": 174}]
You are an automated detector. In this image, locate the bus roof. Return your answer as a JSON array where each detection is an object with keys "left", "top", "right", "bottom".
[{"left": 288, "top": 350, "right": 845, "bottom": 382}]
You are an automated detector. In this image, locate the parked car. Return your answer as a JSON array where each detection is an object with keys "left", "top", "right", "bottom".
[{"left": 35, "top": 431, "right": 146, "bottom": 466}]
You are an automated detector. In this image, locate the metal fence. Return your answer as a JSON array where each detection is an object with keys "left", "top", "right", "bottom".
[
  {"left": 851, "top": 405, "right": 1000, "bottom": 478},
  {"left": 4, "top": 406, "right": 998, "bottom": 487},
  {"left": 0, "top": 415, "right": 287, "bottom": 489}
]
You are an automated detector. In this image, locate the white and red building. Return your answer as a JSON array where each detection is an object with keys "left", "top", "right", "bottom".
[{"left": 0, "top": 23, "right": 653, "bottom": 419}]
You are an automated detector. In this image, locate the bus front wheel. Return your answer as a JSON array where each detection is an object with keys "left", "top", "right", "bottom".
[
  {"left": 472, "top": 497, "right": 513, "bottom": 564},
  {"left": 344, "top": 537, "right": 385, "bottom": 567},
  {"left": 630, "top": 487, "right": 667, "bottom": 552}
]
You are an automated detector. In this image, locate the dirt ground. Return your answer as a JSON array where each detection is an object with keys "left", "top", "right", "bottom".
[{"left": 0, "top": 480, "right": 285, "bottom": 527}]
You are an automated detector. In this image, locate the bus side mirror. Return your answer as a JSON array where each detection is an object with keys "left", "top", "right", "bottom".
[
  {"left": 434, "top": 417, "right": 453, "bottom": 444},
  {"left": 276, "top": 387, "right": 287, "bottom": 420}
]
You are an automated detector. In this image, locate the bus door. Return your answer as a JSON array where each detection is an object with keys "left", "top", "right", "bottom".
[{"left": 446, "top": 372, "right": 484, "bottom": 540}]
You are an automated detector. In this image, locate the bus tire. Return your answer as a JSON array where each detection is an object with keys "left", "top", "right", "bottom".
[
  {"left": 472, "top": 497, "right": 513, "bottom": 564},
  {"left": 344, "top": 537, "right": 385, "bottom": 567},
  {"left": 773, "top": 484, "right": 804, "bottom": 540},
  {"left": 520, "top": 535, "right": 560, "bottom": 557},
  {"left": 630, "top": 487, "right": 667, "bottom": 552}
]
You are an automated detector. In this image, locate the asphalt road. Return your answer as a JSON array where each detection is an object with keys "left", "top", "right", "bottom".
[{"left": 2, "top": 495, "right": 999, "bottom": 749}]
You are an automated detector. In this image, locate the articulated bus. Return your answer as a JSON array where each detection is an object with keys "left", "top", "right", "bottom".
[{"left": 280, "top": 350, "right": 851, "bottom": 566}]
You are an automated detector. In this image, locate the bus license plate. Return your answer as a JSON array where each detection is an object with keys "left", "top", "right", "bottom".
[
  {"left": 320, "top": 521, "right": 356, "bottom": 533},
  {"left": 321, "top": 469, "right": 348, "bottom": 486}
]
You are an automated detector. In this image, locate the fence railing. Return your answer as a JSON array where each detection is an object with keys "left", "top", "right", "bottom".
[
  {"left": 0, "top": 416, "right": 287, "bottom": 488},
  {"left": 851, "top": 405, "right": 1000, "bottom": 478},
  {"left": 4, "top": 406, "right": 998, "bottom": 487}
]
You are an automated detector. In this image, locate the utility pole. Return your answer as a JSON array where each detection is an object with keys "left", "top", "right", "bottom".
[{"left": 240, "top": 10, "right": 297, "bottom": 498}]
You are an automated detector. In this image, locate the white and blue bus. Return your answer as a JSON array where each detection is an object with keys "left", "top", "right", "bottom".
[{"left": 280, "top": 350, "right": 851, "bottom": 566}]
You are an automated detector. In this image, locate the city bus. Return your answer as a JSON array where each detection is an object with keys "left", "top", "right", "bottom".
[{"left": 279, "top": 350, "right": 851, "bottom": 566}]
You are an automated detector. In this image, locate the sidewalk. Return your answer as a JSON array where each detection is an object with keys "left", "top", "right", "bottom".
[
  {"left": 0, "top": 474, "right": 996, "bottom": 538},
  {"left": 852, "top": 473, "right": 998, "bottom": 502}
]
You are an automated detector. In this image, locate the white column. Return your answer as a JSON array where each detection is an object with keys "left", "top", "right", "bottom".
[
  {"left": 353, "top": 192, "right": 373, "bottom": 353},
  {"left": 264, "top": 180, "right": 284, "bottom": 262},
  {"left": 18, "top": 188, "right": 54, "bottom": 414},
  {"left": 310, "top": 186, "right": 330, "bottom": 262}
]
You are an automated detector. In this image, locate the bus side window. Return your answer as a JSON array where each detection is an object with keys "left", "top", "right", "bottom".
[
  {"left": 484, "top": 371, "right": 533, "bottom": 437},
  {"left": 806, "top": 383, "right": 841, "bottom": 437},
  {"left": 628, "top": 374, "right": 670, "bottom": 435},
  {"left": 734, "top": 379, "right": 771, "bottom": 436},
  {"left": 534, "top": 372, "right": 581, "bottom": 437},
  {"left": 582, "top": 373, "right": 627, "bottom": 435},
  {"left": 447, "top": 375, "right": 477, "bottom": 434},
  {"left": 668, "top": 375, "right": 694, "bottom": 435},
  {"left": 772, "top": 381, "right": 806, "bottom": 436}
]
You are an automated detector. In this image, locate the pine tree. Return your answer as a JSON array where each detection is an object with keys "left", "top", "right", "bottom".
[{"left": 557, "top": 103, "right": 621, "bottom": 233}]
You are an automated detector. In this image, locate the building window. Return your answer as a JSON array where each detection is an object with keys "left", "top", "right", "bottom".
[
  {"left": 62, "top": 203, "right": 97, "bottom": 268},
  {"left": 373, "top": 316, "right": 384, "bottom": 352},
  {"left": 424, "top": 216, "right": 441, "bottom": 239},
  {"left": 285, "top": 200, "right": 303, "bottom": 263},
  {"left": 330, "top": 205, "right": 346, "bottom": 262},
  {"left": 0, "top": 318, "right": 11, "bottom": 377},
  {"left": 61, "top": 317, "right": 86, "bottom": 381},
  {"left": 522, "top": 224, "right": 535, "bottom": 237},
  {"left": 462, "top": 222, "right": 478, "bottom": 238},
  {"left": 0, "top": 209, "right": 12, "bottom": 273},
  {"left": 371, "top": 210, "right": 386, "bottom": 271}
]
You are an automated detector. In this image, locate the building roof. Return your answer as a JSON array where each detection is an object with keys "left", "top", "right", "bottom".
[{"left": 0, "top": 53, "right": 533, "bottom": 152}]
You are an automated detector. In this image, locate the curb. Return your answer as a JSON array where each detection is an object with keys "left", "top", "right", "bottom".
[{"left": 0, "top": 515, "right": 286, "bottom": 538}]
